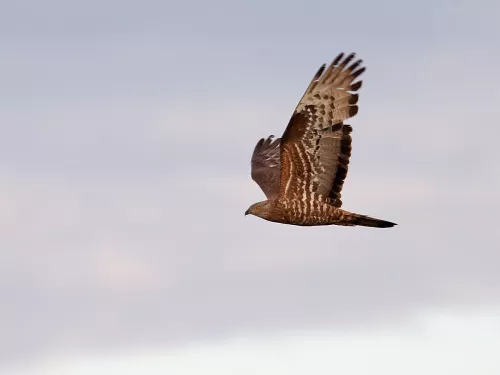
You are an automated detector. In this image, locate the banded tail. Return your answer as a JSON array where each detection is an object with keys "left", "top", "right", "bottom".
[{"left": 344, "top": 212, "right": 397, "bottom": 228}]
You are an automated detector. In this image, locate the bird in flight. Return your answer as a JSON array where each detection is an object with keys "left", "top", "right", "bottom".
[{"left": 245, "top": 52, "right": 396, "bottom": 228}]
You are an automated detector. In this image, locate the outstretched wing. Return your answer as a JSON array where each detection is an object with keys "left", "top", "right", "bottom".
[
  {"left": 279, "top": 52, "right": 364, "bottom": 207},
  {"left": 251, "top": 136, "right": 281, "bottom": 199}
]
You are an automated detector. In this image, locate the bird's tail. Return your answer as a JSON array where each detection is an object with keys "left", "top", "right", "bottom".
[{"left": 343, "top": 212, "right": 397, "bottom": 228}]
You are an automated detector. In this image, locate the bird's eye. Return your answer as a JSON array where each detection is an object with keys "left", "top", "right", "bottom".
[{"left": 255, "top": 206, "right": 261, "bottom": 211}]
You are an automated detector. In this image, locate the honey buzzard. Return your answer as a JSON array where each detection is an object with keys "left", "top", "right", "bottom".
[{"left": 245, "top": 52, "right": 396, "bottom": 228}]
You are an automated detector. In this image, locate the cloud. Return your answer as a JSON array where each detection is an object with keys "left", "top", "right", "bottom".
[
  {"left": 1, "top": 148, "right": 499, "bottom": 365},
  {"left": 6, "top": 310, "right": 500, "bottom": 375},
  {"left": 91, "top": 243, "right": 161, "bottom": 294},
  {"left": 1, "top": 3, "right": 500, "bottom": 370}
]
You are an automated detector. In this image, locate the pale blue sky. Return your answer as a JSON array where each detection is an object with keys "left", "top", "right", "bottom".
[{"left": 1, "top": 0, "right": 500, "bottom": 373}]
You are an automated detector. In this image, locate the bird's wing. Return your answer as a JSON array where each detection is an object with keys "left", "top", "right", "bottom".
[
  {"left": 251, "top": 136, "right": 281, "bottom": 199},
  {"left": 278, "top": 52, "right": 364, "bottom": 207}
]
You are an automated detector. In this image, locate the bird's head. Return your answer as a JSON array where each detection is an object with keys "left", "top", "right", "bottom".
[{"left": 245, "top": 200, "right": 274, "bottom": 220}]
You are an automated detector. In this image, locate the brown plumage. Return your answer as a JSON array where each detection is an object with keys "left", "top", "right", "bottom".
[{"left": 245, "top": 52, "right": 396, "bottom": 228}]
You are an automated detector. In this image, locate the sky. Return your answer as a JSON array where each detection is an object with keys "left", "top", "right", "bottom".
[{"left": 1, "top": 0, "right": 500, "bottom": 374}]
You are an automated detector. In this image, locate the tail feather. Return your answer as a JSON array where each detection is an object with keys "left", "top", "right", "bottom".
[{"left": 346, "top": 213, "right": 397, "bottom": 228}]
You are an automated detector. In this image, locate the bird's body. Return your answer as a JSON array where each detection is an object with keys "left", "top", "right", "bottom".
[
  {"left": 245, "top": 52, "right": 396, "bottom": 228},
  {"left": 249, "top": 197, "right": 394, "bottom": 228}
]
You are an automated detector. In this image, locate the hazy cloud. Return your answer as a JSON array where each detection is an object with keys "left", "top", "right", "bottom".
[{"left": 1, "top": 0, "right": 500, "bottom": 372}]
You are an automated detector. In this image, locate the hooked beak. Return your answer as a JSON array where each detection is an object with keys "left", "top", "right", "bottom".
[{"left": 244, "top": 209, "right": 250, "bottom": 216}]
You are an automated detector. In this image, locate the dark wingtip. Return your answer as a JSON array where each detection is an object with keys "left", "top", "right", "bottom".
[
  {"left": 332, "top": 52, "right": 345, "bottom": 65},
  {"left": 315, "top": 63, "right": 327, "bottom": 78},
  {"left": 254, "top": 138, "right": 264, "bottom": 149}
]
